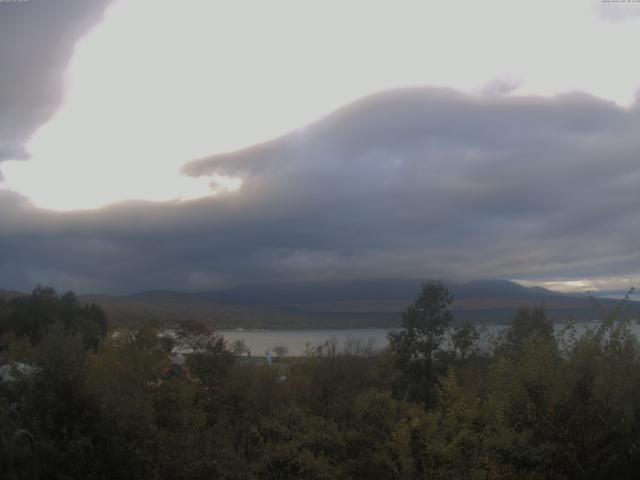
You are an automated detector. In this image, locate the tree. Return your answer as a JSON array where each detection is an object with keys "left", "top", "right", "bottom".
[
  {"left": 388, "top": 281, "right": 453, "bottom": 407},
  {"left": 272, "top": 345, "right": 288, "bottom": 358},
  {"left": 499, "top": 306, "right": 554, "bottom": 358},
  {"left": 186, "top": 335, "right": 235, "bottom": 387},
  {"left": 0, "top": 286, "right": 107, "bottom": 349},
  {"left": 17, "top": 325, "right": 100, "bottom": 478},
  {"left": 175, "top": 319, "right": 212, "bottom": 353},
  {"left": 231, "top": 338, "right": 249, "bottom": 356},
  {"left": 450, "top": 323, "right": 480, "bottom": 361}
]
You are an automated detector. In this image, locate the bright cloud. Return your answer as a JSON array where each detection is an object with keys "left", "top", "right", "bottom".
[
  {"left": 1, "top": 0, "right": 640, "bottom": 210},
  {"left": 518, "top": 278, "right": 640, "bottom": 295}
]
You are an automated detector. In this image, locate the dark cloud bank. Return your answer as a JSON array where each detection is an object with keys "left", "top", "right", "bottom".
[{"left": 2, "top": 85, "right": 640, "bottom": 293}]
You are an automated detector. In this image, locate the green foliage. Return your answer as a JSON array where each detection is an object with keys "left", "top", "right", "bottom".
[
  {"left": 186, "top": 334, "right": 236, "bottom": 387},
  {"left": 388, "top": 280, "right": 453, "bottom": 406},
  {"left": 5, "top": 283, "right": 640, "bottom": 479},
  {"left": 417, "top": 369, "right": 487, "bottom": 479},
  {"left": 231, "top": 338, "right": 250, "bottom": 356},
  {"left": 272, "top": 345, "right": 288, "bottom": 358},
  {"left": 175, "top": 319, "right": 213, "bottom": 353},
  {"left": 0, "top": 286, "right": 107, "bottom": 349},
  {"left": 16, "top": 325, "right": 99, "bottom": 479},
  {"left": 450, "top": 322, "right": 481, "bottom": 361},
  {"left": 502, "top": 306, "right": 554, "bottom": 355}
]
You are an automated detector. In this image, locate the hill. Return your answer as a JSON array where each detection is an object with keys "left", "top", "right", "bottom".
[
  {"left": 75, "top": 279, "right": 638, "bottom": 329},
  {"left": 0, "top": 289, "right": 27, "bottom": 302}
]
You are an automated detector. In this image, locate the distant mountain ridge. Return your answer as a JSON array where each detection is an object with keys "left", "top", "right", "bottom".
[
  {"left": 0, "top": 290, "right": 27, "bottom": 301},
  {"left": 74, "top": 279, "right": 637, "bottom": 328},
  {"left": 451, "top": 279, "right": 563, "bottom": 300},
  {"left": 195, "top": 279, "right": 424, "bottom": 305},
  {"left": 5, "top": 280, "right": 634, "bottom": 328},
  {"left": 194, "top": 278, "right": 565, "bottom": 305}
]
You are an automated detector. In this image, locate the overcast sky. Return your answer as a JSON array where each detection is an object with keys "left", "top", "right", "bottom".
[{"left": 1, "top": 0, "right": 640, "bottom": 294}]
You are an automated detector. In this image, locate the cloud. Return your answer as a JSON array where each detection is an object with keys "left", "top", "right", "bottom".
[
  {"left": 596, "top": 0, "right": 640, "bottom": 22},
  {"left": 479, "top": 78, "right": 522, "bottom": 97},
  {"left": 0, "top": 0, "right": 111, "bottom": 165},
  {"left": 3, "top": 0, "right": 640, "bottom": 210},
  {"left": 1, "top": 87, "right": 640, "bottom": 293}
]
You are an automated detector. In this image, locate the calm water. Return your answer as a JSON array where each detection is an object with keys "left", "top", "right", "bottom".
[
  {"left": 221, "top": 322, "right": 640, "bottom": 356},
  {"left": 221, "top": 328, "right": 391, "bottom": 356}
]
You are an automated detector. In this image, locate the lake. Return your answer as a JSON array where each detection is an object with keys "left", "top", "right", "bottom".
[
  {"left": 220, "top": 321, "right": 640, "bottom": 356},
  {"left": 221, "top": 328, "right": 391, "bottom": 356}
]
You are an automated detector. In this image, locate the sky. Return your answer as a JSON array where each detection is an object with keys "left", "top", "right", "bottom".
[{"left": 0, "top": 0, "right": 640, "bottom": 294}]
